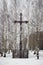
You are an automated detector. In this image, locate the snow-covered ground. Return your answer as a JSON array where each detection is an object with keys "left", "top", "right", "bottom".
[{"left": 0, "top": 50, "right": 43, "bottom": 65}]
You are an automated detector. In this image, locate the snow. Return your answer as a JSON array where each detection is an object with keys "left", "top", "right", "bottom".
[{"left": 0, "top": 50, "right": 43, "bottom": 65}]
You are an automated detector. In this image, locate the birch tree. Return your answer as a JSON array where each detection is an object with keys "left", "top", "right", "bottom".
[{"left": 2, "top": 0, "right": 8, "bottom": 57}]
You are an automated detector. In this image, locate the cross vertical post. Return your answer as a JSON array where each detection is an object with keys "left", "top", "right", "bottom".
[{"left": 19, "top": 13, "right": 22, "bottom": 58}]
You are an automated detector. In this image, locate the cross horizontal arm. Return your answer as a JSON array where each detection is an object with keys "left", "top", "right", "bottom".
[{"left": 14, "top": 21, "right": 28, "bottom": 23}]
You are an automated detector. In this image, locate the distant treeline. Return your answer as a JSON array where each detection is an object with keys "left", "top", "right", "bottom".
[{"left": 29, "top": 31, "right": 43, "bottom": 50}]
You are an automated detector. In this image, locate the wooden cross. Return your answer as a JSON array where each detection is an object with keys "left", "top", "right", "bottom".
[{"left": 14, "top": 13, "right": 28, "bottom": 58}]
